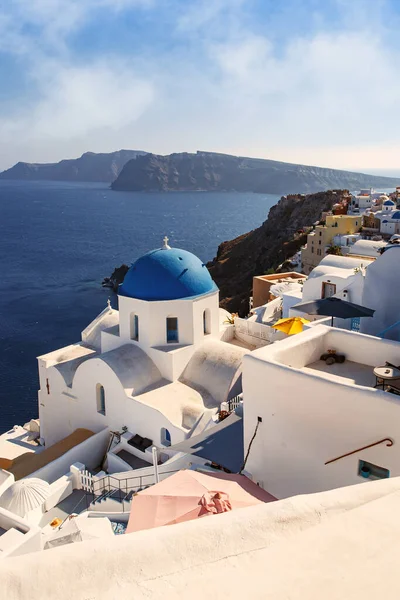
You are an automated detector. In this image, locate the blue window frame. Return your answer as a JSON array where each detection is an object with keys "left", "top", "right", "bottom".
[
  {"left": 130, "top": 314, "right": 139, "bottom": 341},
  {"left": 166, "top": 317, "right": 179, "bottom": 343},
  {"left": 97, "top": 384, "right": 106, "bottom": 415}
]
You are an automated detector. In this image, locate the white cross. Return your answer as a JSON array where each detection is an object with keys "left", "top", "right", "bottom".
[
  {"left": 107, "top": 298, "right": 111, "bottom": 310},
  {"left": 162, "top": 236, "right": 171, "bottom": 249}
]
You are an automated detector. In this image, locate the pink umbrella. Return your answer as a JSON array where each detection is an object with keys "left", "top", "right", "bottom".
[{"left": 126, "top": 469, "right": 276, "bottom": 534}]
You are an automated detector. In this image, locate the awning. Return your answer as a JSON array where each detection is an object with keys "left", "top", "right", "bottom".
[{"left": 168, "top": 410, "right": 243, "bottom": 473}]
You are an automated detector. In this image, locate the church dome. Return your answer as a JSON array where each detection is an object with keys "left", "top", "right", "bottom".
[
  {"left": 0, "top": 478, "right": 51, "bottom": 517},
  {"left": 120, "top": 241, "right": 218, "bottom": 301},
  {"left": 383, "top": 199, "right": 395, "bottom": 206},
  {"left": 391, "top": 211, "right": 400, "bottom": 219}
]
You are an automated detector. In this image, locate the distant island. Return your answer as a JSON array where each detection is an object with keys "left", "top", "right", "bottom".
[
  {"left": 112, "top": 151, "right": 400, "bottom": 195},
  {"left": 0, "top": 150, "right": 146, "bottom": 183},
  {"left": 2, "top": 149, "right": 400, "bottom": 194}
]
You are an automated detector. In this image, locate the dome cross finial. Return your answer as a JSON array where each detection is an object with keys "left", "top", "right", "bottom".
[{"left": 162, "top": 235, "right": 171, "bottom": 250}]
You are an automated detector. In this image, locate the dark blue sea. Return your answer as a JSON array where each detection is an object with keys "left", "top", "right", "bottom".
[{"left": 0, "top": 181, "right": 279, "bottom": 433}]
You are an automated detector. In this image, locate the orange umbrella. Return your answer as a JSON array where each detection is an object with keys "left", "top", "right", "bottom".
[{"left": 126, "top": 469, "right": 276, "bottom": 534}]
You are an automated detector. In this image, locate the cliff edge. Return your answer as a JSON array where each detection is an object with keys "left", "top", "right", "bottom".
[
  {"left": 0, "top": 150, "right": 146, "bottom": 183},
  {"left": 111, "top": 151, "right": 400, "bottom": 194},
  {"left": 207, "top": 190, "right": 348, "bottom": 315}
]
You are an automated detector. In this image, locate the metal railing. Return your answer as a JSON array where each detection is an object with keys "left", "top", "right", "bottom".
[
  {"left": 83, "top": 468, "right": 181, "bottom": 511},
  {"left": 324, "top": 437, "right": 394, "bottom": 465},
  {"left": 227, "top": 395, "right": 242, "bottom": 412}
]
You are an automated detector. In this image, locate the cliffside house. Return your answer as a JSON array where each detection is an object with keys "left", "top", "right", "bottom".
[
  {"left": 301, "top": 215, "right": 363, "bottom": 274},
  {"left": 252, "top": 272, "right": 306, "bottom": 309}
]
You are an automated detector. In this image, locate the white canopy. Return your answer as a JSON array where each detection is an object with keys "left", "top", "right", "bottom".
[{"left": 0, "top": 478, "right": 50, "bottom": 517}]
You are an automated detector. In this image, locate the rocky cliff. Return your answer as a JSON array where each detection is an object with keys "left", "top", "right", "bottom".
[
  {"left": 0, "top": 150, "right": 146, "bottom": 183},
  {"left": 111, "top": 151, "right": 400, "bottom": 194},
  {"left": 207, "top": 190, "right": 348, "bottom": 315}
]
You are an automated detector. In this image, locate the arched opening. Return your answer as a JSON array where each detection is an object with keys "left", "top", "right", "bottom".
[
  {"left": 96, "top": 384, "right": 106, "bottom": 415},
  {"left": 166, "top": 317, "right": 179, "bottom": 343},
  {"left": 130, "top": 313, "right": 139, "bottom": 341},
  {"left": 203, "top": 308, "right": 211, "bottom": 335},
  {"left": 161, "top": 427, "right": 171, "bottom": 447}
]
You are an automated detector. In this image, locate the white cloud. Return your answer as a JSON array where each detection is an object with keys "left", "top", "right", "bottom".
[
  {"left": 1, "top": 0, "right": 400, "bottom": 171},
  {"left": 0, "top": 62, "right": 154, "bottom": 141}
]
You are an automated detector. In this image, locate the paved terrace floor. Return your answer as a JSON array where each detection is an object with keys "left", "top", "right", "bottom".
[
  {"left": 303, "top": 359, "right": 376, "bottom": 388},
  {"left": 39, "top": 490, "right": 88, "bottom": 528}
]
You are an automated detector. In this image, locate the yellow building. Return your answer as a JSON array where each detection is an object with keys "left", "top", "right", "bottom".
[{"left": 301, "top": 215, "right": 362, "bottom": 274}]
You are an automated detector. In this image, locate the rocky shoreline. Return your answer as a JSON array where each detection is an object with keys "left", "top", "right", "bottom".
[{"left": 102, "top": 264, "right": 129, "bottom": 291}]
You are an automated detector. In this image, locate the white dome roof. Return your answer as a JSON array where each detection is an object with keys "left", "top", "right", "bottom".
[{"left": 0, "top": 478, "right": 51, "bottom": 517}]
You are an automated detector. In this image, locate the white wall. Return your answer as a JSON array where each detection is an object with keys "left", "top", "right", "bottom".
[
  {"left": 361, "top": 246, "right": 400, "bottom": 340},
  {"left": 243, "top": 326, "right": 400, "bottom": 499},
  {"left": 0, "top": 508, "right": 42, "bottom": 558},
  {"left": 26, "top": 428, "right": 110, "bottom": 483},
  {"left": 117, "top": 291, "right": 219, "bottom": 352},
  {"left": 0, "top": 470, "right": 14, "bottom": 497}
]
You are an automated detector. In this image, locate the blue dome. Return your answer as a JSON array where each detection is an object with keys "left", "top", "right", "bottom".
[
  {"left": 384, "top": 199, "right": 395, "bottom": 205},
  {"left": 392, "top": 211, "right": 400, "bottom": 219},
  {"left": 120, "top": 247, "right": 218, "bottom": 301}
]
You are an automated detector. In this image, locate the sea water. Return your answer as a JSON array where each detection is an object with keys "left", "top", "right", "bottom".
[{"left": 0, "top": 180, "right": 279, "bottom": 432}]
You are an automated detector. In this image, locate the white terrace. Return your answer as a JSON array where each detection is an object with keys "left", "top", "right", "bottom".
[{"left": 243, "top": 325, "right": 400, "bottom": 500}]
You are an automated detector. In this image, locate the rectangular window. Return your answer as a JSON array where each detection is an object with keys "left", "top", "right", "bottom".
[
  {"left": 322, "top": 282, "right": 336, "bottom": 298},
  {"left": 97, "top": 385, "right": 106, "bottom": 415},
  {"left": 130, "top": 314, "right": 139, "bottom": 341},
  {"left": 166, "top": 317, "right": 179, "bottom": 343}
]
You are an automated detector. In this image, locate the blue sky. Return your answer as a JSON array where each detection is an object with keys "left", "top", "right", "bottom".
[{"left": 0, "top": 0, "right": 400, "bottom": 172}]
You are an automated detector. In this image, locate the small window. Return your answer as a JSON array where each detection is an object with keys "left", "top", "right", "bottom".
[
  {"left": 311, "top": 247, "right": 314, "bottom": 253},
  {"left": 166, "top": 317, "right": 179, "bottom": 343},
  {"left": 130, "top": 313, "right": 139, "bottom": 341},
  {"left": 203, "top": 309, "right": 211, "bottom": 335},
  {"left": 96, "top": 384, "right": 106, "bottom": 415},
  {"left": 322, "top": 282, "right": 336, "bottom": 298},
  {"left": 161, "top": 427, "right": 171, "bottom": 447},
  {"left": 319, "top": 240, "right": 321, "bottom": 245},
  {"left": 358, "top": 460, "right": 389, "bottom": 480}
]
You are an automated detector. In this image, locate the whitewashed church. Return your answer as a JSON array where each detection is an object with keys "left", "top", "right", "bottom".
[{"left": 37, "top": 238, "right": 246, "bottom": 450}]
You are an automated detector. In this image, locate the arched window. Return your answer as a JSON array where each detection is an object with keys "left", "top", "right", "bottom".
[
  {"left": 96, "top": 384, "right": 106, "bottom": 415},
  {"left": 203, "top": 309, "right": 211, "bottom": 335},
  {"left": 166, "top": 317, "right": 179, "bottom": 343},
  {"left": 161, "top": 427, "right": 171, "bottom": 447},
  {"left": 130, "top": 313, "right": 139, "bottom": 341}
]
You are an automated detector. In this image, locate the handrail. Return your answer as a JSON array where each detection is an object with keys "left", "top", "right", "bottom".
[
  {"left": 91, "top": 468, "right": 181, "bottom": 495},
  {"left": 325, "top": 437, "right": 394, "bottom": 465}
]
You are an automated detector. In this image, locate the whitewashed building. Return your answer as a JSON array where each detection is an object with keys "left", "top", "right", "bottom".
[
  {"left": 298, "top": 255, "right": 372, "bottom": 305},
  {"left": 37, "top": 239, "right": 246, "bottom": 451},
  {"left": 360, "top": 244, "right": 400, "bottom": 340},
  {"left": 242, "top": 324, "right": 400, "bottom": 499}
]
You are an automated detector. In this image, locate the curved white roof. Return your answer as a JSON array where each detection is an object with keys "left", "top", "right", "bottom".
[
  {"left": 81, "top": 307, "right": 119, "bottom": 351},
  {"left": 0, "top": 478, "right": 50, "bottom": 517},
  {"left": 309, "top": 255, "right": 372, "bottom": 276},
  {"left": 181, "top": 339, "right": 247, "bottom": 405},
  {"left": 349, "top": 239, "right": 387, "bottom": 258},
  {"left": 98, "top": 344, "right": 163, "bottom": 395}
]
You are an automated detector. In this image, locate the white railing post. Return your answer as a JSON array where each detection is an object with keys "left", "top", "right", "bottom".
[{"left": 152, "top": 446, "right": 159, "bottom": 484}]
